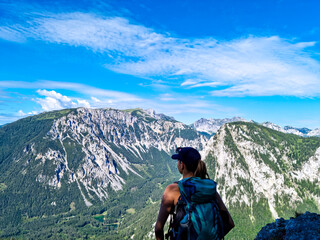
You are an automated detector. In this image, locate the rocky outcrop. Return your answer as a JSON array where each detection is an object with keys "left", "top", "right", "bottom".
[{"left": 255, "top": 212, "right": 320, "bottom": 240}]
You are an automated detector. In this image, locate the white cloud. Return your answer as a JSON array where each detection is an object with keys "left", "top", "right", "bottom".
[
  {"left": 36, "top": 96, "right": 64, "bottom": 111},
  {"left": 76, "top": 99, "right": 90, "bottom": 108},
  {"left": 91, "top": 96, "right": 101, "bottom": 103},
  {"left": 29, "top": 110, "right": 38, "bottom": 115},
  {"left": 37, "top": 89, "right": 72, "bottom": 102},
  {"left": 17, "top": 109, "right": 38, "bottom": 117},
  {"left": 35, "top": 89, "right": 91, "bottom": 111},
  {"left": 1, "top": 12, "right": 320, "bottom": 97},
  {"left": 18, "top": 110, "right": 26, "bottom": 116}
]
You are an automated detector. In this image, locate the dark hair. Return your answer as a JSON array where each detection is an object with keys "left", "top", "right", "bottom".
[
  {"left": 174, "top": 147, "right": 209, "bottom": 179},
  {"left": 183, "top": 159, "right": 199, "bottom": 173},
  {"left": 194, "top": 160, "right": 210, "bottom": 179}
]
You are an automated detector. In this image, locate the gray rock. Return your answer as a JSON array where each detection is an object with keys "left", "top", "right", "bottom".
[{"left": 255, "top": 212, "right": 320, "bottom": 240}]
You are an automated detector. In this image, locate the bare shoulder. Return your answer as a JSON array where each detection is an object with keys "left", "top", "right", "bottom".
[
  {"left": 163, "top": 183, "right": 178, "bottom": 196},
  {"left": 162, "top": 183, "right": 180, "bottom": 205},
  {"left": 165, "top": 183, "right": 179, "bottom": 192}
]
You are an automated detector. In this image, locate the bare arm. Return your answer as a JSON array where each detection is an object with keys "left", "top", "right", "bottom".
[
  {"left": 155, "top": 184, "right": 177, "bottom": 240},
  {"left": 215, "top": 192, "right": 235, "bottom": 229}
]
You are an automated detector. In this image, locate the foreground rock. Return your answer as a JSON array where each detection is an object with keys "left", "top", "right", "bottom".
[{"left": 255, "top": 212, "right": 320, "bottom": 240}]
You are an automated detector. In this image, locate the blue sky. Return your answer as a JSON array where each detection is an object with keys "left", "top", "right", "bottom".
[{"left": 1, "top": 0, "right": 320, "bottom": 128}]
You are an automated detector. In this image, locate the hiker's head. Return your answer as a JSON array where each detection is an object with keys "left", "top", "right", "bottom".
[
  {"left": 171, "top": 147, "right": 210, "bottom": 179},
  {"left": 172, "top": 147, "right": 200, "bottom": 172}
]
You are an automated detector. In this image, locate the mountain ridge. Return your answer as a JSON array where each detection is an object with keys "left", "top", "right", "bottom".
[
  {"left": 0, "top": 107, "right": 320, "bottom": 239},
  {"left": 5, "top": 107, "right": 320, "bottom": 137}
]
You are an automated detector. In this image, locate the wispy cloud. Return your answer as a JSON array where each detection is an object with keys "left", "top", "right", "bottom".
[
  {"left": 1, "top": 12, "right": 320, "bottom": 97},
  {"left": 0, "top": 26, "right": 26, "bottom": 42},
  {"left": 0, "top": 80, "right": 142, "bottom": 103},
  {"left": 158, "top": 93, "right": 176, "bottom": 101},
  {"left": 0, "top": 80, "right": 145, "bottom": 114},
  {"left": 0, "top": 80, "right": 233, "bottom": 123}
]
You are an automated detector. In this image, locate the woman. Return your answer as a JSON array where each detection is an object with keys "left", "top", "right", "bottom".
[{"left": 155, "top": 147, "right": 234, "bottom": 240}]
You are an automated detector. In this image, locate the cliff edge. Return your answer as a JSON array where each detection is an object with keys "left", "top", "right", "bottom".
[{"left": 255, "top": 212, "right": 320, "bottom": 240}]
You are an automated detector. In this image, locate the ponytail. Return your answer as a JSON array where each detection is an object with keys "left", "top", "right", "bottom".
[{"left": 194, "top": 160, "right": 210, "bottom": 179}]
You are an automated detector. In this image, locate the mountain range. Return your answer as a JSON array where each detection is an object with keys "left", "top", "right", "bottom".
[
  {"left": 0, "top": 108, "right": 319, "bottom": 239},
  {"left": 192, "top": 117, "right": 320, "bottom": 137}
]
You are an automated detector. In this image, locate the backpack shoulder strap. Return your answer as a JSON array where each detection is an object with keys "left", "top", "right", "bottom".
[{"left": 177, "top": 177, "right": 193, "bottom": 205}]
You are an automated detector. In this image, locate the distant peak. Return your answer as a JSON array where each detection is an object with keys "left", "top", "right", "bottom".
[
  {"left": 191, "top": 116, "right": 247, "bottom": 135},
  {"left": 122, "top": 108, "right": 176, "bottom": 122}
]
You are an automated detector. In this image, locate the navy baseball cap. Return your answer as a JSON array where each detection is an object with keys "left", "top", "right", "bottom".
[{"left": 171, "top": 147, "right": 201, "bottom": 165}]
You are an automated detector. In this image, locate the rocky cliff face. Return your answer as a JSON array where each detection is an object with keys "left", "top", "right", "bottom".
[
  {"left": 203, "top": 122, "right": 320, "bottom": 223},
  {"left": 19, "top": 108, "right": 208, "bottom": 206},
  {"left": 255, "top": 212, "right": 320, "bottom": 240}
]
